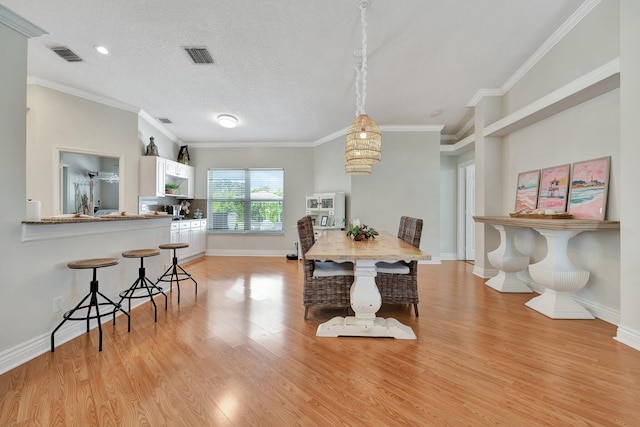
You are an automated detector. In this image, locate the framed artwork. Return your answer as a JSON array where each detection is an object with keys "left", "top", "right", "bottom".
[
  {"left": 567, "top": 156, "right": 611, "bottom": 219},
  {"left": 320, "top": 216, "right": 328, "bottom": 226},
  {"left": 514, "top": 169, "right": 540, "bottom": 212},
  {"left": 537, "top": 164, "right": 571, "bottom": 212}
]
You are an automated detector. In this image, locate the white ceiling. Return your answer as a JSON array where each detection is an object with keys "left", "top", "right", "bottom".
[{"left": 2, "top": 0, "right": 586, "bottom": 144}]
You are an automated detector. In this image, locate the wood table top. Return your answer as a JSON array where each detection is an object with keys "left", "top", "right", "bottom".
[
  {"left": 473, "top": 216, "right": 620, "bottom": 231},
  {"left": 305, "top": 230, "right": 431, "bottom": 261}
]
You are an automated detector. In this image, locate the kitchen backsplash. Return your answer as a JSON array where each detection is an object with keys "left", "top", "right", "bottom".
[{"left": 139, "top": 197, "right": 207, "bottom": 219}]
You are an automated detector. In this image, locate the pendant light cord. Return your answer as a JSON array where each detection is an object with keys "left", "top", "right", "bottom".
[{"left": 355, "top": 0, "right": 369, "bottom": 117}]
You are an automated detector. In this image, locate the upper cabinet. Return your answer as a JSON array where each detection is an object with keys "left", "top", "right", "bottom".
[{"left": 139, "top": 156, "right": 194, "bottom": 198}]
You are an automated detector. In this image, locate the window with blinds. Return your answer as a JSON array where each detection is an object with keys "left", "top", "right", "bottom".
[{"left": 207, "top": 168, "right": 284, "bottom": 233}]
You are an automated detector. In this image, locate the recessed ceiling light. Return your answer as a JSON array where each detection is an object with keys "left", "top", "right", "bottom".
[
  {"left": 95, "top": 45, "right": 109, "bottom": 55},
  {"left": 217, "top": 114, "right": 238, "bottom": 128}
]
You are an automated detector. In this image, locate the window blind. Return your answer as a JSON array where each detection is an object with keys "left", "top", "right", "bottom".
[{"left": 207, "top": 168, "right": 284, "bottom": 233}]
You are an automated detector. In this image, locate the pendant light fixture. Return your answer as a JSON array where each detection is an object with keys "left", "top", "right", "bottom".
[{"left": 345, "top": 0, "right": 381, "bottom": 175}]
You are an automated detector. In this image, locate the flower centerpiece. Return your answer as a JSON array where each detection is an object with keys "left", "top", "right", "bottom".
[{"left": 346, "top": 223, "right": 379, "bottom": 241}]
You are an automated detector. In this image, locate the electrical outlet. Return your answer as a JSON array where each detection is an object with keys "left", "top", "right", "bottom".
[{"left": 53, "top": 296, "right": 63, "bottom": 313}]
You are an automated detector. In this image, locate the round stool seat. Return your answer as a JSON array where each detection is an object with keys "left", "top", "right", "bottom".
[
  {"left": 159, "top": 243, "right": 189, "bottom": 250},
  {"left": 122, "top": 249, "right": 160, "bottom": 258},
  {"left": 68, "top": 258, "right": 119, "bottom": 270}
]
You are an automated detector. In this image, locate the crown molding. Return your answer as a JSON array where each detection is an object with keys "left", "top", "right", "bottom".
[
  {"left": 455, "top": 117, "right": 475, "bottom": 139},
  {"left": 188, "top": 141, "right": 315, "bottom": 149},
  {"left": 0, "top": 5, "right": 47, "bottom": 38},
  {"left": 313, "top": 126, "right": 349, "bottom": 146},
  {"left": 27, "top": 76, "right": 140, "bottom": 113},
  {"left": 379, "top": 124, "right": 444, "bottom": 132},
  {"left": 138, "top": 110, "right": 181, "bottom": 145},
  {"left": 501, "top": 0, "right": 602, "bottom": 93},
  {"left": 466, "top": 0, "right": 602, "bottom": 108},
  {"left": 440, "top": 134, "right": 457, "bottom": 141},
  {"left": 466, "top": 89, "right": 505, "bottom": 107}
]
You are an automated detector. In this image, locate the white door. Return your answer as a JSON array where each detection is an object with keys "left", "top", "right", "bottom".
[{"left": 464, "top": 164, "right": 476, "bottom": 261}]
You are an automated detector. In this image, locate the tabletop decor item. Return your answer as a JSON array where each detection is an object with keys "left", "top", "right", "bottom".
[
  {"left": 537, "top": 163, "right": 570, "bottom": 211},
  {"left": 346, "top": 223, "right": 379, "bottom": 241},
  {"left": 514, "top": 169, "right": 540, "bottom": 211},
  {"left": 567, "top": 156, "right": 611, "bottom": 219},
  {"left": 177, "top": 145, "right": 190, "bottom": 164},
  {"left": 145, "top": 136, "right": 159, "bottom": 156},
  {"left": 165, "top": 183, "right": 180, "bottom": 194}
]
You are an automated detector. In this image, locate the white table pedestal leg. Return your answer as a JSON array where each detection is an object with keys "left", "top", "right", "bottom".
[
  {"left": 526, "top": 229, "right": 593, "bottom": 319},
  {"left": 485, "top": 224, "right": 532, "bottom": 293},
  {"left": 316, "top": 259, "right": 417, "bottom": 339}
]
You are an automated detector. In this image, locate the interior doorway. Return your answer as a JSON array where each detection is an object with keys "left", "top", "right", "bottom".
[{"left": 457, "top": 161, "right": 475, "bottom": 261}]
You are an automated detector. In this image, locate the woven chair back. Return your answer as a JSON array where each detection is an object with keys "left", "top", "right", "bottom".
[{"left": 398, "top": 216, "right": 423, "bottom": 249}]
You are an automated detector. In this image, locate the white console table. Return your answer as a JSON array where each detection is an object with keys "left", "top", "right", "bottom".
[{"left": 474, "top": 216, "right": 620, "bottom": 319}]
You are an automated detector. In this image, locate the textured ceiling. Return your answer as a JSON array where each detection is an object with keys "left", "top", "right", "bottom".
[{"left": 2, "top": 0, "right": 585, "bottom": 144}]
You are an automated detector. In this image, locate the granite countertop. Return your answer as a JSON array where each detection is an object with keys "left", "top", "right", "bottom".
[{"left": 22, "top": 213, "right": 172, "bottom": 225}]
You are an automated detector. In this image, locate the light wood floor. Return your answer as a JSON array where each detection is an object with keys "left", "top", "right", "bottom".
[{"left": 1, "top": 258, "right": 639, "bottom": 425}]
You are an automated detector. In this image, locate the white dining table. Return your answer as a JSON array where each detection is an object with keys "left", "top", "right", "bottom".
[{"left": 305, "top": 230, "right": 431, "bottom": 339}]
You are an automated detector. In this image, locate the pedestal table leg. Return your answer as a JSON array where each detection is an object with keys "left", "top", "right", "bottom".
[
  {"left": 485, "top": 224, "right": 532, "bottom": 293},
  {"left": 526, "top": 229, "right": 593, "bottom": 319},
  {"left": 316, "top": 260, "right": 417, "bottom": 339}
]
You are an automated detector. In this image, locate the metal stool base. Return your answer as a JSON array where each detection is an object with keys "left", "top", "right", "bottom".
[
  {"left": 156, "top": 252, "right": 198, "bottom": 304},
  {"left": 51, "top": 274, "right": 130, "bottom": 352},
  {"left": 119, "top": 261, "right": 168, "bottom": 322}
]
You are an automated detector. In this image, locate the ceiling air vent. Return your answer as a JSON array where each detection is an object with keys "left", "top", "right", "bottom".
[
  {"left": 183, "top": 46, "right": 214, "bottom": 64},
  {"left": 50, "top": 46, "right": 83, "bottom": 62},
  {"left": 157, "top": 118, "right": 173, "bottom": 124}
]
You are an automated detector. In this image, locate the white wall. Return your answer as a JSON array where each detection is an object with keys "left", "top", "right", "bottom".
[
  {"left": 617, "top": 0, "right": 640, "bottom": 350},
  {"left": 138, "top": 114, "right": 180, "bottom": 161},
  {"left": 439, "top": 155, "right": 457, "bottom": 257},
  {"left": 189, "top": 145, "right": 314, "bottom": 254},
  {"left": 503, "top": 0, "right": 620, "bottom": 114},
  {"left": 313, "top": 136, "right": 352, "bottom": 217},
  {"left": 349, "top": 131, "right": 441, "bottom": 259},
  {"left": 26, "top": 85, "right": 140, "bottom": 216}
]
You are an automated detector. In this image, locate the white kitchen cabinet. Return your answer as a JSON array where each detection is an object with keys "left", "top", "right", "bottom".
[
  {"left": 190, "top": 220, "right": 207, "bottom": 255},
  {"left": 139, "top": 156, "right": 166, "bottom": 197},
  {"left": 169, "top": 220, "right": 206, "bottom": 260},
  {"left": 139, "top": 156, "right": 194, "bottom": 198}
]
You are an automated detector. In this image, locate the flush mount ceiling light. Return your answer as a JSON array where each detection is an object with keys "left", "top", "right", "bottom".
[
  {"left": 345, "top": 0, "right": 381, "bottom": 175},
  {"left": 217, "top": 114, "right": 238, "bottom": 128},
  {"left": 94, "top": 45, "right": 109, "bottom": 55}
]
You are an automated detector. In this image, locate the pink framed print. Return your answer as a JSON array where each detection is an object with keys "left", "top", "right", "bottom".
[
  {"left": 567, "top": 156, "right": 611, "bottom": 219},
  {"left": 514, "top": 169, "right": 540, "bottom": 212},
  {"left": 537, "top": 164, "right": 571, "bottom": 212}
]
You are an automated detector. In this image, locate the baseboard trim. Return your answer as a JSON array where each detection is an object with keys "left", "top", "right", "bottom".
[
  {"left": 615, "top": 325, "right": 640, "bottom": 351},
  {"left": 518, "top": 275, "right": 620, "bottom": 325},
  {"left": 440, "top": 252, "right": 458, "bottom": 261},
  {"left": 0, "top": 299, "right": 148, "bottom": 375},
  {"left": 473, "top": 266, "right": 498, "bottom": 279},
  {"left": 205, "top": 249, "right": 290, "bottom": 257}
]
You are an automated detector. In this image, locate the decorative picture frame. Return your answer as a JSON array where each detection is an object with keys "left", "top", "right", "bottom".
[
  {"left": 567, "top": 156, "right": 611, "bottom": 220},
  {"left": 514, "top": 169, "right": 540, "bottom": 212},
  {"left": 537, "top": 164, "right": 571, "bottom": 212},
  {"left": 320, "top": 216, "right": 328, "bottom": 227}
]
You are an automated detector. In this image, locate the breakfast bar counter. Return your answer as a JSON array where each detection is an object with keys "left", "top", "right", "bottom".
[{"left": 22, "top": 214, "right": 171, "bottom": 242}]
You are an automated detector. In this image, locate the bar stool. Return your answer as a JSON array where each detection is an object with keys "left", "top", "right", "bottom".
[
  {"left": 51, "top": 258, "right": 130, "bottom": 352},
  {"left": 156, "top": 243, "right": 198, "bottom": 303},
  {"left": 119, "top": 249, "right": 167, "bottom": 322}
]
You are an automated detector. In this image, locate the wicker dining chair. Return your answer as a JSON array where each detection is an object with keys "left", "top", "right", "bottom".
[
  {"left": 297, "top": 216, "right": 354, "bottom": 320},
  {"left": 375, "top": 216, "right": 423, "bottom": 316}
]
